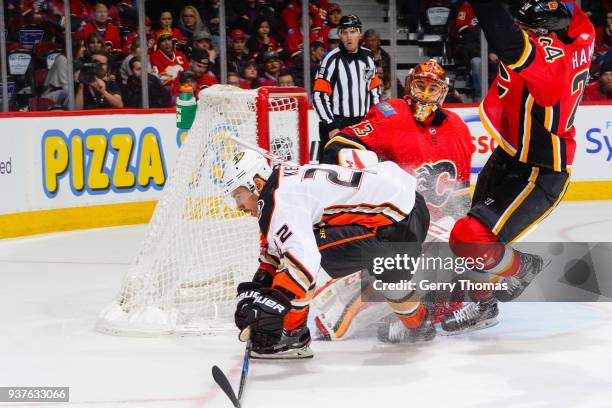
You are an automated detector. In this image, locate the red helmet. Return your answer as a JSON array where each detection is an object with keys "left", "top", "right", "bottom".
[{"left": 404, "top": 59, "right": 449, "bottom": 122}]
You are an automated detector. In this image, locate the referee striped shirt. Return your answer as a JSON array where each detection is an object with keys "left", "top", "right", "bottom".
[{"left": 313, "top": 46, "right": 381, "bottom": 125}]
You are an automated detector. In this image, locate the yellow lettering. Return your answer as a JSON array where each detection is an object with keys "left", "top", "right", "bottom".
[
  {"left": 111, "top": 133, "right": 135, "bottom": 188},
  {"left": 138, "top": 132, "right": 165, "bottom": 187},
  {"left": 86, "top": 135, "right": 110, "bottom": 190},
  {"left": 71, "top": 135, "right": 84, "bottom": 191},
  {"left": 44, "top": 136, "right": 69, "bottom": 195}
]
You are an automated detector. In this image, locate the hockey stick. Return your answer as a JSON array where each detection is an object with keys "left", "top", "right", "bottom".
[{"left": 211, "top": 327, "right": 252, "bottom": 408}]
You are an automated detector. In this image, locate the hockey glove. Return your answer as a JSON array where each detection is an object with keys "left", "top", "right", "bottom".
[{"left": 235, "top": 282, "right": 292, "bottom": 349}]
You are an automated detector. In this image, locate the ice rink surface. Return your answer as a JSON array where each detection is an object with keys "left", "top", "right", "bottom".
[{"left": 2, "top": 200, "right": 612, "bottom": 408}]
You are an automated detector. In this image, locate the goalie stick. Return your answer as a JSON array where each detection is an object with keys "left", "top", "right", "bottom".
[{"left": 212, "top": 328, "right": 253, "bottom": 408}]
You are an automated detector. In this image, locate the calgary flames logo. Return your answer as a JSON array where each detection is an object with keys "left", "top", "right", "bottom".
[{"left": 415, "top": 160, "right": 457, "bottom": 207}]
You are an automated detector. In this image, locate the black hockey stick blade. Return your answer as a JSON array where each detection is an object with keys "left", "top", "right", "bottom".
[{"left": 212, "top": 365, "right": 241, "bottom": 408}]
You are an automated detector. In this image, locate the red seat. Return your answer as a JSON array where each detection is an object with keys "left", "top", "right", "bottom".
[{"left": 28, "top": 97, "right": 55, "bottom": 111}]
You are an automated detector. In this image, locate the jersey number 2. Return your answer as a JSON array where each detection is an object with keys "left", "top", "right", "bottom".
[
  {"left": 302, "top": 167, "right": 364, "bottom": 189},
  {"left": 566, "top": 69, "right": 589, "bottom": 132}
]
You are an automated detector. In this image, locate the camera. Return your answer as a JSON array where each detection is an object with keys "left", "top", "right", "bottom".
[{"left": 78, "top": 61, "right": 103, "bottom": 84}]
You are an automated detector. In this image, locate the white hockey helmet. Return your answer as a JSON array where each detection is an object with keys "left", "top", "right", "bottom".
[{"left": 221, "top": 150, "right": 272, "bottom": 196}]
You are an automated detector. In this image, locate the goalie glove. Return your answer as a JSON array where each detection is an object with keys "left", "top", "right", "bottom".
[
  {"left": 338, "top": 148, "right": 378, "bottom": 169},
  {"left": 235, "top": 282, "right": 292, "bottom": 350}
]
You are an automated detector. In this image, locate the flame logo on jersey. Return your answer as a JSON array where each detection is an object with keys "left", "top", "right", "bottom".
[{"left": 415, "top": 160, "right": 458, "bottom": 207}]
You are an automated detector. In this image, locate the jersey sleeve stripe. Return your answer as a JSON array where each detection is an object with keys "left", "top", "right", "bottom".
[
  {"left": 508, "top": 31, "right": 535, "bottom": 72},
  {"left": 284, "top": 251, "right": 315, "bottom": 283},
  {"left": 519, "top": 95, "right": 535, "bottom": 163},
  {"left": 478, "top": 102, "right": 517, "bottom": 156},
  {"left": 323, "top": 135, "right": 367, "bottom": 150}
]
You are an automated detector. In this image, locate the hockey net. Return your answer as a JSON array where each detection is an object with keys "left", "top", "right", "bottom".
[{"left": 96, "top": 85, "right": 309, "bottom": 336}]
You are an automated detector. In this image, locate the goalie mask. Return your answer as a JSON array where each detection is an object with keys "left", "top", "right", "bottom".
[
  {"left": 404, "top": 59, "right": 449, "bottom": 122},
  {"left": 221, "top": 150, "right": 272, "bottom": 200}
]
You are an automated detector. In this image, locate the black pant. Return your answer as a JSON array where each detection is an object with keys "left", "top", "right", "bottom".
[
  {"left": 469, "top": 147, "right": 570, "bottom": 242},
  {"left": 314, "top": 192, "right": 430, "bottom": 279},
  {"left": 318, "top": 116, "right": 364, "bottom": 160}
]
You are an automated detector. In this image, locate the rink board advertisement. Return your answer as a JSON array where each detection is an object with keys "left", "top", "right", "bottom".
[{"left": 0, "top": 104, "right": 610, "bottom": 237}]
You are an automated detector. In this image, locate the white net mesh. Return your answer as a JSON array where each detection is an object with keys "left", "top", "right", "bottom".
[{"left": 96, "top": 85, "right": 307, "bottom": 336}]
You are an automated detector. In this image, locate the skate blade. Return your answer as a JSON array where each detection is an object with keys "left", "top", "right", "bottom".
[
  {"left": 251, "top": 346, "right": 314, "bottom": 360},
  {"left": 439, "top": 317, "right": 499, "bottom": 336}
]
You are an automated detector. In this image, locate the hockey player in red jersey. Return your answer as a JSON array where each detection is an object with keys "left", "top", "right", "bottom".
[
  {"left": 318, "top": 60, "right": 474, "bottom": 334},
  {"left": 321, "top": 59, "right": 474, "bottom": 223},
  {"left": 441, "top": 0, "right": 595, "bottom": 333},
  {"left": 222, "top": 151, "right": 432, "bottom": 359}
]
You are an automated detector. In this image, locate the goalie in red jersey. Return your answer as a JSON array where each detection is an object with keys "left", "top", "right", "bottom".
[
  {"left": 317, "top": 60, "right": 475, "bottom": 340},
  {"left": 321, "top": 59, "right": 474, "bottom": 224}
]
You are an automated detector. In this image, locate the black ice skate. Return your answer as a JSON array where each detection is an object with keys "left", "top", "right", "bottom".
[
  {"left": 377, "top": 315, "right": 436, "bottom": 344},
  {"left": 441, "top": 298, "right": 499, "bottom": 335},
  {"left": 495, "top": 252, "right": 550, "bottom": 302},
  {"left": 251, "top": 326, "right": 313, "bottom": 360}
]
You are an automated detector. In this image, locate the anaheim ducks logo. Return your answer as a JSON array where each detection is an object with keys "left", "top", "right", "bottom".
[{"left": 415, "top": 160, "right": 458, "bottom": 207}]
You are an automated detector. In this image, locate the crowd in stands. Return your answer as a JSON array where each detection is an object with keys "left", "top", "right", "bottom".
[{"left": 1, "top": 0, "right": 610, "bottom": 111}]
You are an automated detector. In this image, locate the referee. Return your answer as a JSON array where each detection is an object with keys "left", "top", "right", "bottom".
[{"left": 313, "top": 15, "right": 381, "bottom": 155}]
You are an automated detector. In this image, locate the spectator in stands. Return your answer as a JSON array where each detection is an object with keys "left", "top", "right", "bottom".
[
  {"left": 227, "top": 29, "right": 250, "bottom": 75},
  {"left": 231, "top": 0, "right": 278, "bottom": 34},
  {"left": 123, "top": 16, "right": 155, "bottom": 55},
  {"left": 320, "top": 3, "right": 342, "bottom": 44},
  {"left": 583, "top": 61, "right": 612, "bottom": 101},
  {"left": 85, "top": 32, "right": 105, "bottom": 56},
  {"left": 327, "top": 29, "right": 340, "bottom": 51},
  {"left": 192, "top": 30, "right": 219, "bottom": 76},
  {"left": 454, "top": 0, "right": 482, "bottom": 98},
  {"left": 281, "top": 0, "right": 326, "bottom": 34},
  {"left": 595, "top": 11, "right": 612, "bottom": 64},
  {"left": 42, "top": 37, "right": 86, "bottom": 106},
  {"left": 77, "top": 2, "right": 122, "bottom": 52},
  {"left": 150, "top": 32, "right": 190, "bottom": 87},
  {"left": 199, "top": 0, "right": 234, "bottom": 51},
  {"left": 259, "top": 50, "right": 284, "bottom": 86},
  {"left": 122, "top": 56, "right": 171, "bottom": 108},
  {"left": 176, "top": 70, "right": 199, "bottom": 99},
  {"left": 227, "top": 71, "right": 249, "bottom": 89},
  {"left": 170, "top": 48, "right": 218, "bottom": 98},
  {"left": 278, "top": 70, "right": 295, "bottom": 87},
  {"left": 285, "top": 14, "right": 327, "bottom": 60},
  {"left": 325, "top": 3, "right": 343, "bottom": 29},
  {"left": 247, "top": 17, "right": 283, "bottom": 60},
  {"left": 242, "top": 60, "right": 260, "bottom": 89},
  {"left": 178, "top": 5, "right": 210, "bottom": 44},
  {"left": 75, "top": 52, "right": 123, "bottom": 109},
  {"left": 364, "top": 30, "right": 391, "bottom": 80},
  {"left": 119, "top": 38, "right": 153, "bottom": 86},
  {"left": 291, "top": 41, "right": 325, "bottom": 87},
  {"left": 157, "top": 11, "right": 186, "bottom": 47}
]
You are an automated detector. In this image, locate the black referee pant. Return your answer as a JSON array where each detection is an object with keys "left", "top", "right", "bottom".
[{"left": 318, "top": 116, "right": 364, "bottom": 160}]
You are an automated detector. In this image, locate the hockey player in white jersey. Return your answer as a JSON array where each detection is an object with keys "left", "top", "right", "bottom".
[{"left": 222, "top": 150, "right": 432, "bottom": 359}]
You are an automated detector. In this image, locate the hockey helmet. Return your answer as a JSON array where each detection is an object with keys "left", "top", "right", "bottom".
[
  {"left": 514, "top": 0, "right": 571, "bottom": 35},
  {"left": 221, "top": 150, "right": 272, "bottom": 198},
  {"left": 338, "top": 14, "right": 362, "bottom": 33},
  {"left": 404, "top": 59, "right": 449, "bottom": 122}
]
